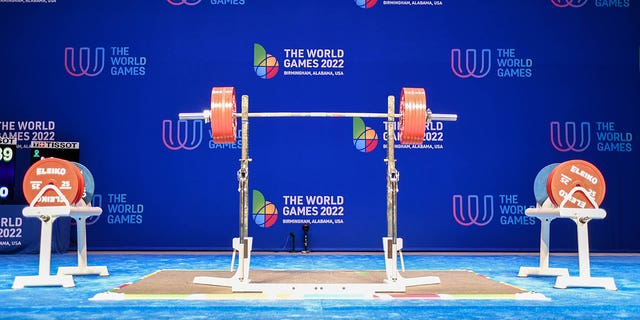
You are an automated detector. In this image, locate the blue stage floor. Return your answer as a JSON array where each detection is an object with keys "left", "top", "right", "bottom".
[{"left": 1, "top": 252, "right": 639, "bottom": 319}]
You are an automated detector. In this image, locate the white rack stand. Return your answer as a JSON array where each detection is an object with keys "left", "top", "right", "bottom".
[
  {"left": 196, "top": 237, "right": 439, "bottom": 296},
  {"left": 191, "top": 95, "right": 440, "bottom": 295},
  {"left": 518, "top": 187, "right": 616, "bottom": 290},
  {"left": 12, "top": 185, "right": 107, "bottom": 289},
  {"left": 382, "top": 237, "right": 440, "bottom": 287},
  {"left": 194, "top": 237, "right": 253, "bottom": 288},
  {"left": 57, "top": 200, "right": 109, "bottom": 277}
]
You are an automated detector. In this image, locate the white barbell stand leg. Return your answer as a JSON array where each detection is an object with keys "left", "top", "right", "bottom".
[
  {"left": 554, "top": 218, "right": 617, "bottom": 290},
  {"left": 230, "top": 237, "right": 239, "bottom": 271},
  {"left": 518, "top": 215, "right": 569, "bottom": 277},
  {"left": 383, "top": 237, "right": 439, "bottom": 287},
  {"left": 383, "top": 237, "right": 399, "bottom": 282},
  {"left": 57, "top": 210, "right": 109, "bottom": 277},
  {"left": 195, "top": 237, "right": 253, "bottom": 287},
  {"left": 13, "top": 214, "right": 74, "bottom": 289},
  {"left": 13, "top": 185, "right": 75, "bottom": 289}
]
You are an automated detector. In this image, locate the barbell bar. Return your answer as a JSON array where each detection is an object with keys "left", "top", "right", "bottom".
[
  {"left": 178, "top": 87, "right": 458, "bottom": 144},
  {"left": 180, "top": 111, "right": 458, "bottom": 121}
]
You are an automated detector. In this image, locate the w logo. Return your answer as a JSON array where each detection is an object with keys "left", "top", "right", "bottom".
[
  {"left": 162, "top": 119, "right": 203, "bottom": 150},
  {"left": 452, "top": 195, "right": 494, "bottom": 226},
  {"left": 72, "top": 194, "right": 102, "bottom": 226},
  {"left": 64, "top": 47, "right": 105, "bottom": 77},
  {"left": 167, "top": 0, "right": 202, "bottom": 5},
  {"left": 551, "top": 0, "right": 588, "bottom": 8},
  {"left": 451, "top": 49, "right": 492, "bottom": 79},
  {"left": 550, "top": 121, "right": 591, "bottom": 152}
]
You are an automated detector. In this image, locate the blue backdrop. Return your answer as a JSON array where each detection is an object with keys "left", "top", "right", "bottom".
[{"left": 0, "top": 0, "right": 638, "bottom": 252}]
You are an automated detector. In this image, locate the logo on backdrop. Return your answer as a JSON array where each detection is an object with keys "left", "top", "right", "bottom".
[
  {"left": 0, "top": 120, "right": 57, "bottom": 149},
  {"left": 88, "top": 194, "right": 102, "bottom": 225},
  {"left": 65, "top": 46, "right": 147, "bottom": 77},
  {"left": 354, "top": 0, "right": 377, "bottom": 9},
  {"left": 105, "top": 193, "right": 144, "bottom": 225},
  {"left": 452, "top": 195, "right": 494, "bottom": 226},
  {"left": 550, "top": 0, "right": 630, "bottom": 8},
  {"left": 353, "top": 117, "right": 378, "bottom": 152},
  {"left": 551, "top": 0, "right": 588, "bottom": 7},
  {"left": 451, "top": 49, "right": 491, "bottom": 79},
  {"left": 382, "top": 120, "right": 448, "bottom": 150},
  {"left": 167, "top": 0, "right": 202, "bottom": 5},
  {"left": 71, "top": 194, "right": 102, "bottom": 226},
  {"left": 254, "top": 43, "right": 279, "bottom": 79},
  {"left": 167, "top": 0, "right": 246, "bottom": 6},
  {"left": 282, "top": 194, "right": 345, "bottom": 225},
  {"left": 162, "top": 120, "right": 203, "bottom": 150},
  {"left": 161, "top": 119, "right": 241, "bottom": 151},
  {"left": 550, "top": 121, "right": 590, "bottom": 152},
  {"left": 64, "top": 47, "right": 105, "bottom": 77},
  {"left": 365, "top": 0, "right": 445, "bottom": 7},
  {"left": 252, "top": 190, "right": 278, "bottom": 228},
  {"left": 550, "top": 121, "right": 632, "bottom": 152},
  {"left": 255, "top": 43, "right": 346, "bottom": 77},
  {"left": 454, "top": 194, "right": 539, "bottom": 226},
  {"left": 451, "top": 48, "right": 533, "bottom": 78}
]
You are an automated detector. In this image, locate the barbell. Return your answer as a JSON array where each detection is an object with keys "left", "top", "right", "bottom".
[{"left": 179, "top": 87, "right": 458, "bottom": 144}]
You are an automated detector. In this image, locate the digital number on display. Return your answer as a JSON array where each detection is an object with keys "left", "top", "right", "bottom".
[
  {"left": 0, "top": 141, "right": 17, "bottom": 202},
  {"left": 1, "top": 146, "right": 13, "bottom": 162}
]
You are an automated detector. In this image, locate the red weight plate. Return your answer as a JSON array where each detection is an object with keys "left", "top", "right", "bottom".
[
  {"left": 22, "top": 157, "right": 81, "bottom": 206},
  {"left": 210, "top": 86, "right": 237, "bottom": 144},
  {"left": 405, "top": 88, "right": 419, "bottom": 142},
  {"left": 211, "top": 89, "right": 224, "bottom": 142},
  {"left": 547, "top": 159, "right": 606, "bottom": 208},
  {"left": 546, "top": 164, "right": 559, "bottom": 206},
  {"left": 399, "top": 87, "right": 427, "bottom": 144},
  {"left": 412, "top": 88, "right": 427, "bottom": 142},
  {"left": 398, "top": 88, "right": 410, "bottom": 144}
]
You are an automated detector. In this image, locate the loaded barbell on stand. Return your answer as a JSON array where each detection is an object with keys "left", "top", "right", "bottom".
[
  {"left": 179, "top": 87, "right": 458, "bottom": 144},
  {"left": 183, "top": 86, "right": 458, "bottom": 294}
]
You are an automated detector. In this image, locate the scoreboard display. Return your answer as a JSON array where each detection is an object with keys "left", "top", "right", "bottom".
[
  {"left": 30, "top": 141, "right": 80, "bottom": 164},
  {"left": 0, "top": 138, "right": 17, "bottom": 204}
]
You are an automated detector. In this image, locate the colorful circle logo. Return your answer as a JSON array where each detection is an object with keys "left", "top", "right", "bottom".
[
  {"left": 354, "top": 0, "right": 377, "bottom": 9},
  {"left": 254, "top": 43, "right": 279, "bottom": 79},
  {"left": 252, "top": 190, "right": 278, "bottom": 228},
  {"left": 353, "top": 117, "right": 378, "bottom": 152}
]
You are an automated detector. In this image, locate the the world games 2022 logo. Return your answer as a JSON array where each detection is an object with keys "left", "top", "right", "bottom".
[
  {"left": 253, "top": 190, "right": 278, "bottom": 228},
  {"left": 353, "top": 117, "right": 378, "bottom": 152},
  {"left": 254, "top": 43, "right": 279, "bottom": 79},
  {"left": 354, "top": 0, "right": 377, "bottom": 9}
]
